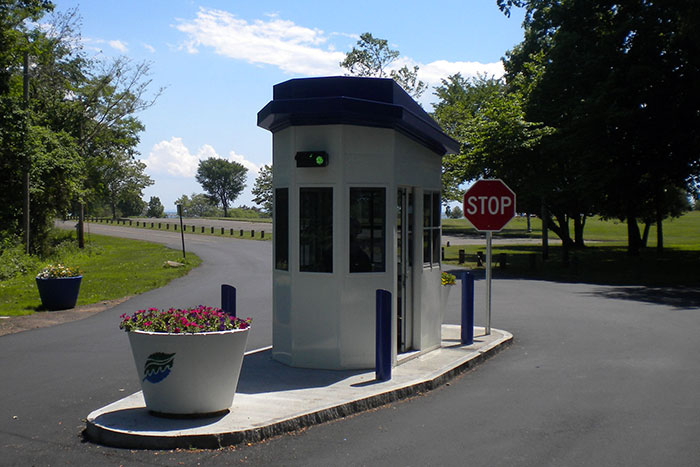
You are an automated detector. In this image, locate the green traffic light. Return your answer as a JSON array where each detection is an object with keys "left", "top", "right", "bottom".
[{"left": 295, "top": 151, "right": 328, "bottom": 167}]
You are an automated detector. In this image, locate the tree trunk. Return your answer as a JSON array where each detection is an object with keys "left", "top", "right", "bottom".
[
  {"left": 627, "top": 216, "right": 641, "bottom": 256},
  {"left": 78, "top": 203, "right": 85, "bottom": 249},
  {"left": 573, "top": 214, "right": 586, "bottom": 248},
  {"left": 641, "top": 222, "right": 651, "bottom": 248},
  {"left": 656, "top": 214, "right": 664, "bottom": 254},
  {"left": 551, "top": 212, "right": 573, "bottom": 248},
  {"left": 541, "top": 202, "right": 549, "bottom": 260}
]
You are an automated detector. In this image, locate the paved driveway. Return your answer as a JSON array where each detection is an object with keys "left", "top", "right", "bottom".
[{"left": 1, "top": 223, "right": 699, "bottom": 465}]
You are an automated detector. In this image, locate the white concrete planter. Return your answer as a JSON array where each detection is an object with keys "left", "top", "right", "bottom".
[{"left": 127, "top": 328, "right": 249, "bottom": 416}]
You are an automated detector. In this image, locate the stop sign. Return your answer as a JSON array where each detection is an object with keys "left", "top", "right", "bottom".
[{"left": 463, "top": 179, "right": 516, "bottom": 232}]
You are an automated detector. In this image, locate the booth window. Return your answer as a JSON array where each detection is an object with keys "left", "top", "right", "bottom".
[
  {"left": 299, "top": 187, "right": 333, "bottom": 272},
  {"left": 423, "top": 192, "right": 441, "bottom": 266},
  {"left": 349, "top": 188, "right": 386, "bottom": 273},
  {"left": 275, "top": 188, "right": 289, "bottom": 270}
]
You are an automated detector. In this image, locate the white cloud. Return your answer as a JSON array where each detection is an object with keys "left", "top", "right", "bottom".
[
  {"left": 175, "top": 8, "right": 504, "bottom": 93},
  {"left": 144, "top": 137, "right": 259, "bottom": 178},
  {"left": 143, "top": 43, "right": 156, "bottom": 53},
  {"left": 228, "top": 150, "right": 259, "bottom": 174},
  {"left": 108, "top": 40, "right": 129, "bottom": 53},
  {"left": 176, "top": 8, "right": 345, "bottom": 75},
  {"left": 419, "top": 60, "right": 505, "bottom": 86},
  {"left": 144, "top": 137, "right": 212, "bottom": 177}
]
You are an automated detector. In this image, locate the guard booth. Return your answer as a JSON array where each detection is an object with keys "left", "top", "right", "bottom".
[{"left": 257, "top": 76, "right": 459, "bottom": 370}]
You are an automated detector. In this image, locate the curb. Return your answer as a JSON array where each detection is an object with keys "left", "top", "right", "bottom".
[{"left": 85, "top": 329, "right": 512, "bottom": 450}]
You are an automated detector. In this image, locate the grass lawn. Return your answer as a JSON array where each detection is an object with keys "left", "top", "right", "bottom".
[
  {"left": 443, "top": 211, "right": 700, "bottom": 286},
  {"left": 0, "top": 232, "right": 201, "bottom": 316}
]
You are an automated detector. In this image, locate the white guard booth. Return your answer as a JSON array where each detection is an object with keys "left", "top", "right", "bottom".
[{"left": 257, "top": 76, "right": 459, "bottom": 370}]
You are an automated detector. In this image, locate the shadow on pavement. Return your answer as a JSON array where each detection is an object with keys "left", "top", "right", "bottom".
[
  {"left": 236, "top": 350, "right": 364, "bottom": 394},
  {"left": 587, "top": 286, "right": 700, "bottom": 310}
]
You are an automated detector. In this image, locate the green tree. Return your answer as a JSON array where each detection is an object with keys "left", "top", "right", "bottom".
[
  {"left": 499, "top": 0, "right": 700, "bottom": 255},
  {"left": 73, "top": 57, "right": 162, "bottom": 245},
  {"left": 0, "top": 3, "right": 161, "bottom": 251},
  {"left": 175, "top": 193, "right": 221, "bottom": 218},
  {"left": 91, "top": 152, "right": 153, "bottom": 220},
  {"left": 341, "top": 32, "right": 426, "bottom": 100},
  {"left": 251, "top": 164, "right": 272, "bottom": 215},
  {"left": 0, "top": 1, "right": 88, "bottom": 252},
  {"left": 26, "top": 125, "right": 84, "bottom": 246},
  {"left": 432, "top": 74, "right": 569, "bottom": 243},
  {"left": 145, "top": 196, "right": 164, "bottom": 218},
  {"left": 195, "top": 158, "right": 247, "bottom": 217},
  {"left": 116, "top": 191, "right": 145, "bottom": 217}
]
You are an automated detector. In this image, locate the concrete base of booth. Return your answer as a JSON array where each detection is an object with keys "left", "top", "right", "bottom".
[{"left": 85, "top": 325, "right": 512, "bottom": 450}]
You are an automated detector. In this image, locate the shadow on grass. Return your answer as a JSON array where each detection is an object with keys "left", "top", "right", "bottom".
[{"left": 443, "top": 244, "right": 700, "bottom": 291}]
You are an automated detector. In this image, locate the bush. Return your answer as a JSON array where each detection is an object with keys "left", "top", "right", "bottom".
[
  {"left": 0, "top": 242, "right": 41, "bottom": 281},
  {"left": 226, "top": 207, "right": 262, "bottom": 219}
]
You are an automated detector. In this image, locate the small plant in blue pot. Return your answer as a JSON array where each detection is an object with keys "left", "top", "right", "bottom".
[{"left": 35, "top": 263, "right": 82, "bottom": 311}]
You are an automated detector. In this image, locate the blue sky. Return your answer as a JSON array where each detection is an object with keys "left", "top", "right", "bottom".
[{"left": 52, "top": 1, "right": 525, "bottom": 211}]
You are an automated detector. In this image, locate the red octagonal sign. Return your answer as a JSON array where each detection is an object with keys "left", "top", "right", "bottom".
[{"left": 463, "top": 179, "right": 516, "bottom": 232}]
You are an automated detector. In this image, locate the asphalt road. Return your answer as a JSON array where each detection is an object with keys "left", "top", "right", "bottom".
[{"left": 1, "top": 224, "right": 699, "bottom": 466}]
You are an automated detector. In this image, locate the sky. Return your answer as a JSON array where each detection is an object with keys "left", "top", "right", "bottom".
[{"left": 51, "top": 0, "right": 526, "bottom": 212}]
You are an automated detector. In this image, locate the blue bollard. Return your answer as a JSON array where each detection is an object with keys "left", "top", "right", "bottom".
[
  {"left": 461, "top": 271, "right": 474, "bottom": 345},
  {"left": 221, "top": 284, "right": 236, "bottom": 317},
  {"left": 376, "top": 289, "right": 392, "bottom": 381}
]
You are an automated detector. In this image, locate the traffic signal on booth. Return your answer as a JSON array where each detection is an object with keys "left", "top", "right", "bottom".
[{"left": 295, "top": 151, "right": 329, "bottom": 168}]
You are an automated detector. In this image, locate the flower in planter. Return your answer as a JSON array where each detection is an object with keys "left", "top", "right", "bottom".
[
  {"left": 36, "top": 263, "right": 81, "bottom": 279},
  {"left": 441, "top": 272, "right": 457, "bottom": 286},
  {"left": 119, "top": 305, "right": 251, "bottom": 334}
]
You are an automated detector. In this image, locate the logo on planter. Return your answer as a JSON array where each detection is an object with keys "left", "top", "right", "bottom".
[{"left": 143, "top": 352, "right": 176, "bottom": 383}]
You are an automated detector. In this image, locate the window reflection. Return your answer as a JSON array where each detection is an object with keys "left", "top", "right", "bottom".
[
  {"left": 299, "top": 187, "right": 333, "bottom": 272},
  {"left": 350, "top": 188, "right": 386, "bottom": 273}
]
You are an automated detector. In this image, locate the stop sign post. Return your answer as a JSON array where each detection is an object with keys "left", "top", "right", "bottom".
[{"left": 463, "top": 180, "right": 516, "bottom": 335}]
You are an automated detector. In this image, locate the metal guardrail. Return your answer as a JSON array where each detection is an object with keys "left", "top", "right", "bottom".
[{"left": 65, "top": 217, "right": 270, "bottom": 240}]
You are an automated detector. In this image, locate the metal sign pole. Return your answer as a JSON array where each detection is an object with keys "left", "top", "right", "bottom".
[
  {"left": 177, "top": 205, "right": 186, "bottom": 260},
  {"left": 463, "top": 179, "right": 517, "bottom": 338},
  {"left": 485, "top": 231, "right": 492, "bottom": 335}
]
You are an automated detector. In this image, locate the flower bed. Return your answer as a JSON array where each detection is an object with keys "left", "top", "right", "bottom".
[{"left": 119, "top": 305, "right": 251, "bottom": 334}]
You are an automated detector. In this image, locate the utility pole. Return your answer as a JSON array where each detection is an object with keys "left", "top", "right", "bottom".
[
  {"left": 23, "top": 50, "right": 30, "bottom": 254},
  {"left": 78, "top": 120, "right": 85, "bottom": 248}
]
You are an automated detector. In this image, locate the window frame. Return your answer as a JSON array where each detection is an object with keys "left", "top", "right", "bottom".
[
  {"left": 423, "top": 191, "right": 441, "bottom": 267},
  {"left": 274, "top": 187, "right": 289, "bottom": 271},
  {"left": 349, "top": 187, "right": 386, "bottom": 273}
]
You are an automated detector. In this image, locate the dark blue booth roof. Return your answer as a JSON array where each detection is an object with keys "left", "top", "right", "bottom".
[{"left": 257, "top": 76, "right": 459, "bottom": 156}]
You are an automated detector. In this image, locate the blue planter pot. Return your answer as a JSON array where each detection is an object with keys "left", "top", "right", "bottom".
[{"left": 35, "top": 276, "right": 82, "bottom": 311}]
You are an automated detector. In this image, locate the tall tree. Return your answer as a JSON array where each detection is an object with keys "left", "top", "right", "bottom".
[
  {"left": 145, "top": 196, "right": 164, "bottom": 218},
  {"left": 0, "top": 1, "right": 87, "bottom": 252},
  {"left": 0, "top": 3, "right": 161, "bottom": 251},
  {"left": 91, "top": 151, "right": 153, "bottom": 219},
  {"left": 195, "top": 158, "right": 247, "bottom": 217},
  {"left": 499, "top": 0, "right": 700, "bottom": 255},
  {"left": 251, "top": 164, "right": 272, "bottom": 215},
  {"left": 341, "top": 32, "right": 427, "bottom": 100},
  {"left": 432, "top": 74, "right": 577, "bottom": 246}
]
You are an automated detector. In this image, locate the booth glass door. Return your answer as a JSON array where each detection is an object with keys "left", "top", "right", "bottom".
[{"left": 397, "top": 187, "right": 414, "bottom": 353}]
